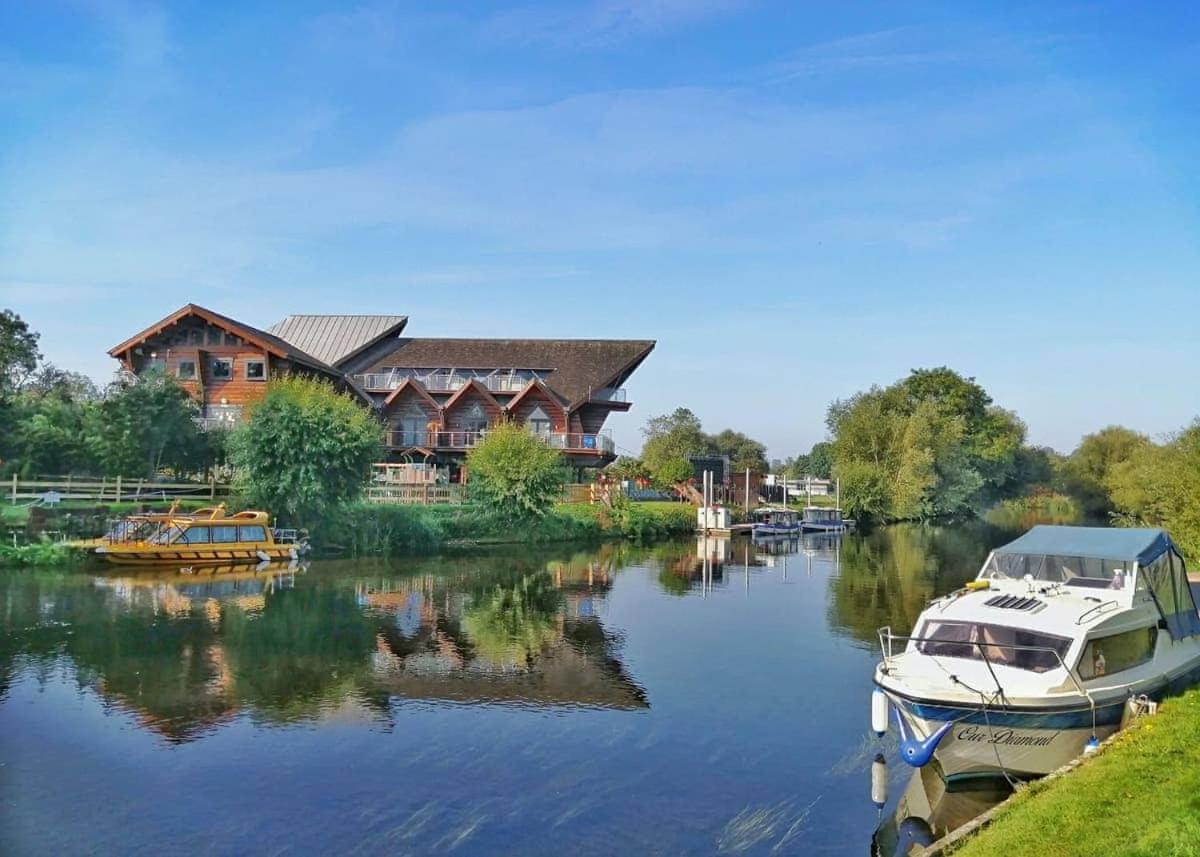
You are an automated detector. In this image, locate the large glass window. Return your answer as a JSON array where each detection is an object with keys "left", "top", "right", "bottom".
[
  {"left": 181, "top": 527, "right": 211, "bottom": 544},
  {"left": 211, "top": 358, "right": 233, "bottom": 380},
  {"left": 1077, "top": 628, "right": 1156, "bottom": 679},
  {"left": 238, "top": 525, "right": 267, "bottom": 543},
  {"left": 211, "top": 525, "right": 239, "bottom": 543},
  {"left": 918, "top": 620, "right": 1071, "bottom": 673},
  {"left": 983, "top": 553, "right": 1132, "bottom": 590}
]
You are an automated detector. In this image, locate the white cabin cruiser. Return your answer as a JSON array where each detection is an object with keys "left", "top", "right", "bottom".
[{"left": 873, "top": 526, "right": 1200, "bottom": 783}]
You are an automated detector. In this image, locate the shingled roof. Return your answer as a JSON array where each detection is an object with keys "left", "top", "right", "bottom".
[
  {"left": 108, "top": 304, "right": 342, "bottom": 378},
  {"left": 371, "top": 338, "right": 656, "bottom": 406},
  {"left": 268, "top": 315, "right": 408, "bottom": 367}
]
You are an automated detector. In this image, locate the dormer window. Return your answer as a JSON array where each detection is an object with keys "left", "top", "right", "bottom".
[{"left": 527, "top": 405, "right": 552, "bottom": 436}]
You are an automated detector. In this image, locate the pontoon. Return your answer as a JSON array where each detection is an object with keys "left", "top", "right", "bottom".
[{"left": 872, "top": 526, "right": 1200, "bottom": 782}]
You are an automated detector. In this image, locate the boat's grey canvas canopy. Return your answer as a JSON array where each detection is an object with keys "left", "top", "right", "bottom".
[
  {"left": 994, "top": 526, "right": 1173, "bottom": 565},
  {"left": 994, "top": 526, "right": 1200, "bottom": 639}
]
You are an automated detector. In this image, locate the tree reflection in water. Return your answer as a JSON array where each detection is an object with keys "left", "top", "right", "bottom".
[
  {"left": 0, "top": 545, "right": 649, "bottom": 742},
  {"left": 827, "top": 521, "right": 1023, "bottom": 648}
]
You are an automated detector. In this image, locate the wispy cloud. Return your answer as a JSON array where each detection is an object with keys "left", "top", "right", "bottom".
[
  {"left": 764, "top": 27, "right": 963, "bottom": 83},
  {"left": 485, "top": 0, "right": 747, "bottom": 48}
]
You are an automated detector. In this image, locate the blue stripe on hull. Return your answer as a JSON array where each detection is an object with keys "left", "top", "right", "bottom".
[{"left": 900, "top": 698, "right": 1124, "bottom": 730}]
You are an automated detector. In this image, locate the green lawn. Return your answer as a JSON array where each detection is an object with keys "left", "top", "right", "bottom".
[{"left": 950, "top": 686, "right": 1200, "bottom": 857}]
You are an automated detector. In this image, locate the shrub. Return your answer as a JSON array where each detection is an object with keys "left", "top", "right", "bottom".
[
  {"left": 466, "top": 423, "right": 566, "bottom": 521},
  {"left": 229, "top": 377, "right": 382, "bottom": 527}
]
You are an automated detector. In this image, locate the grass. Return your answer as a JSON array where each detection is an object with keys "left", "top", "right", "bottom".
[{"left": 949, "top": 686, "right": 1200, "bottom": 857}]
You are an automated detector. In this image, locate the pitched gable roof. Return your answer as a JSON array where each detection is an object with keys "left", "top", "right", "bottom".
[
  {"left": 381, "top": 378, "right": 442, "bottom": 413},
  {"left": 108, "top": 304, "right": 341, "bottom": 378},
  {"left": 369, "top": 339, "right": 655, "bottom": 408},
  {"left": 268, "top": 315, "right": 408, "bottom": 368},
  {"left": 505, "top": 379, "right": 568, "bottom": 413},
  {"left": 441, "top": 378, "right": 502, "bottom": 414}
]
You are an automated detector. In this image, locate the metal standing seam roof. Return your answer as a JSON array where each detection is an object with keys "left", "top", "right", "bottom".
[
  {"left": 992, "top": 525, "right": 1175, "bottom": 565},
  {"left": 267, "top": 315, "right": 408, "bottom": 368}
]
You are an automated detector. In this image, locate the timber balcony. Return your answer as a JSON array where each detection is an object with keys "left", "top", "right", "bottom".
[
  {"left": 386, "top": 429, "right": 615, "bottom": 455},
  {"left": 355, "top": 373, "right": 532, "bottom": 393}
]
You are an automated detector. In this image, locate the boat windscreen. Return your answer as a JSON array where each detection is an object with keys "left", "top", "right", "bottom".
[
  {"left": 982, "top": 553, "right": 1132, "bottom": 591},
  {"left": 918, "top": 620, "right": 1071, "bottom": 673}
]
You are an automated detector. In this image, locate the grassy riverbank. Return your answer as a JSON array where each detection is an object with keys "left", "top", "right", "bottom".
[
  {"left": 949, "top": 686, "right": 1200, "bottom": 857},
  {"left": 310, "top": 500, "right": 696, "bottom": 557}
]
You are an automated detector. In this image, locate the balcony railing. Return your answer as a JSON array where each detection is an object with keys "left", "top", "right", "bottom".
[
  {"left": 354, "top": 372, "right": 533, "bottom": 393},
  {"left": 385, "top": 429, "right": 614, "bottom": 454},
  {"left": 587, "top": 387, "right": 627, "bottom": 403}
]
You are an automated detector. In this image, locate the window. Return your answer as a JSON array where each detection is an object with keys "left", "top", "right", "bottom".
[
  {"left": 207, "top": 328, "right": 222, "bottom": 346},
  {"left": 983, "top": 553, "right": 1132, "bottom": 590},
  {"left": 238, "top": 525, "right": 267, "bottom": 543},
  {"left": 918, "top": 620, "right": 1071, "bottom": 673},
  {"left": 189, "top": 329, "right": 204, "bottom": 345},
  {"left": 177, "top": 360, "right": 197, "bottom": 380},
  {"left": 181, "top": 527, "right": 211, "bottom": 544},
  {"left": 211, "top": 358, "right": 233, "bottom": 380},
  {"left": 462, "top": 402, "right": 488, "bottom": 433},
  {"left": 1077, "top": 628, "right": 1156, "bottom": 679},
  {"left": 245, "top": 360, "right": 266, "bottom": 380},
  {"left": 224, "top": 332, "right": 240, "bottom": 346},
  {"left": 526, "top": 405, "right": 552, "bottom": 436},
  {"left": 211, "top": 525, "right": 239, "bottom": 544}
]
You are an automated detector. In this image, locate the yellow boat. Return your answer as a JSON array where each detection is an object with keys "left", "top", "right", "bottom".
[
  {"left": 94, "top": 509, "right": 307, "bottom": 567},
  {"left": 72, "top": 503, "right": 230, "bottom": 550}
]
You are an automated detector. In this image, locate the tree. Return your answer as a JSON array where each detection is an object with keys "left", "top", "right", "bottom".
[
  {"left": 466, "top": 422, "right": 566, "bottom": 520},
  {"left": 0, "top": 309, "right": 40, "bottom": 394},
  {"left": 640, "top": 407, "right": 713, "bottom": 488},
  {"left": 1061, "top": 426, "right": 1151, "bottom": 518},
  {"left": 1105, "top": 422, "right": 1200, "bottom": 558},
  {"left": 709, "top": 429, "right": 768, "bottom": 473},
  {"left": 826, "top": 368, "right": 1034, "bottom": 521},
  {"left": 806, "top": 442, "right": 833, "bottom": 479},
  {"left": 89, "top": 371, "right": 207, "bottom": 477},
  {"left": 229, "top": 376, "right": 382, "bottom": 526}
]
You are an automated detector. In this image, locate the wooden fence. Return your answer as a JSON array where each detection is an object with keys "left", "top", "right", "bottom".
[
  {"left": 365, "top": 483, "right": 595, "bottom": 507},
  {"left": 8, "top": 475, "right": 231, "bottom": 506}
]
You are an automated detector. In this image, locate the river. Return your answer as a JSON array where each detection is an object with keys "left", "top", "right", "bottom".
[{"left": 0, "top": 522, "right": 1026, "bottom": 855}]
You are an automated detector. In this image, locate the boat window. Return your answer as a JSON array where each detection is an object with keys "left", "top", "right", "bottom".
[
  {"left": 177, "top": 360, "right": 197, "bottom": 380},
  {"left": 238, "top": 525, "right": 267, "bottom": 543},
  {"left": 150, "top": 525, "right": 186, "bottom": 545},
  {"left": 983, "top": 553, "right": 1131, "bottom": 590},
  {"left": 1077, "top": 627, "right": 1156, "bottom": 680},
  {"left": 211, "top": 525, "right": 238, "bottom": 543},
  {"left": 918, "top": 620, "right": 1071, "bottom": 673},
  {"left": 211, "top": 358, "right": 233, "bottom": 380},
  {"left": 181, "top": 526, "right": 211, "bottom": 544}
]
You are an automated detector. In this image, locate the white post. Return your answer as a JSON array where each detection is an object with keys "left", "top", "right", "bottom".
[
  {"left": 10, "top": 473, "right": 16, "bottom": 505},
  {"left": 745, "top": 467, "right": 751, "bottom": 514}
]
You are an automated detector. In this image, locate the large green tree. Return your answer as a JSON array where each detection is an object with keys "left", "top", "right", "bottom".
[
  {"left": 827, "top": 367, "right": 1030, "bottom": 520},
  {"left": 229, "top": 376, "right": 382, "bottom": 525},
  {"left": 640, "top": 407, "right": 713, "bottom": 487},
  {"left": 0, "top": 309, "right": 40, "bottom": 394},
  {"left": 1105, "top": 422, "right": 1200, "bottom": 559},
  {"left": 89, "top": 371, "right": 207, "bottom": 477},
  {"left": 466, "top": 422, "right": 566, "bottom": 520},
  {"left": 1061, "top": 425, "right": 1151, "bottom": 518},
  {"left": 709, "top": 428, "right": 768, "bottom": 473}
]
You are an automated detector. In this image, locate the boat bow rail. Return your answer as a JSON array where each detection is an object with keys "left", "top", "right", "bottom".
[{"left": 876, "top": 626, "right": 1098, "bottom": 723}]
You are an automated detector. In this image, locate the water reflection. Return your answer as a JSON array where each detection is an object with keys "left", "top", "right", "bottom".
[
  {"left": 828, "top": 522, "right": 1019, "bottom": 648},
  {"left": 872, "top": 767, "right": 1012, "bottom": 857},
  {"left": 0, "top": 546, "right": 648, "bottom": 742}
]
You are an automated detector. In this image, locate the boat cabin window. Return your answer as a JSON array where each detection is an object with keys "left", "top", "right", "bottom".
[
  {"left": 238, "top": 525, "right": 267, "bottom": 542},
  {"left": 1077, "top": 627, "right": 1156, "bottom": 680},
  {"left": 211, "top": 525, "right": 238, "bottom": 543},
  {"left": 150, "top": 525, "right": 186, "bottom": 545},
  {"left": 180, "top": 526, "right": 211, "bottom": 544},
  {"left": 983, "top": 553, "right": 1132, "bottom": 590},
  {"left": 918, "top": 620, "right": 1071, "bottom": 673}
]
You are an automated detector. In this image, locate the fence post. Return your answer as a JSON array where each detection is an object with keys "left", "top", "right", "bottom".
[
  {"left": 10, "top": 473, "right": 16, "bottom": 505},
  {"left": 100, "top": 476, "right": 107, "bottom": 503},
  {"left": 210, "top": 476, "right": 216, "bottom": 500},
  {"left": 115, "top": 475, "right": 122, "bottom": 504}
]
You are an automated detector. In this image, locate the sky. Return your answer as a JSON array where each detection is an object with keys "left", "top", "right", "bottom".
[{"left": 2, "top": 0, "right": 1198, "bottom": 460}]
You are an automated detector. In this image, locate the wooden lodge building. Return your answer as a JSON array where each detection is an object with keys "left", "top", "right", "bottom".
[{"left": 110, "top": 304, "right": 654, "bottom": 480}]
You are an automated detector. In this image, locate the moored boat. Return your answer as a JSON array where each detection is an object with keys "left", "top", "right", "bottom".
[
  {"left": 751, "top": 507, "right": 801, "bottom": 538},
  {"left": 872, "top": 526, "right": 1200, "bottom": 783},
  {"left": 94, "top": 510, "right": 306, "bottom": 566},
  {"left": 800, "top": 505, "right": 847, "bottom": 533}
]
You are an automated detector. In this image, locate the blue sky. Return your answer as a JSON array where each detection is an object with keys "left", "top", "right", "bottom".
[{"left": 2, "top": 1, "right": 1198, "bottom": 459}]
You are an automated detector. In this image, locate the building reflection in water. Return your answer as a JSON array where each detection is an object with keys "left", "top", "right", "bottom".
[{"left": 0, "top": 547, "right": 647, "bottom": 743}]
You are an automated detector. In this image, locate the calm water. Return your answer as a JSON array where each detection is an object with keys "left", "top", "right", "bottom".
[{"left": 0, "top": 523, "right": 1023, "bottom": 856}]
